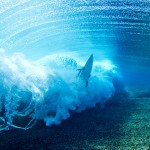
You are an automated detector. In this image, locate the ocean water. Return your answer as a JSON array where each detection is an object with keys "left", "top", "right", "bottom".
[{"left": 0, "top": 0, "right": 150, "bottom": 149}]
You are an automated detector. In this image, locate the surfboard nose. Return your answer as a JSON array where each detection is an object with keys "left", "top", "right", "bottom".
[
  {"left": 89, "top": 54, "right": 93, "bottom": 61},
  {"left": 87, "top": 54, "right": 93, "bottom": 66},
  {"left": 77, "top": 54, "right": 93, "bottom": 86}
]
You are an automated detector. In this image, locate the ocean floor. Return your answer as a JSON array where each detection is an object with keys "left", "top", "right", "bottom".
[{"left": 0, "top": 89, "right": 150, "bottom": 150}]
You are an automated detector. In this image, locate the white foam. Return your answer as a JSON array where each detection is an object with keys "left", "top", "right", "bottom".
[{"left": 0, "top": 51, "right": 118, "bottom": 130}]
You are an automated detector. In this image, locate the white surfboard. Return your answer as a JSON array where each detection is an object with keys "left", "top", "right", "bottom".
[{"left": 78, "top": 54, "right": 93, "bottom": 87}]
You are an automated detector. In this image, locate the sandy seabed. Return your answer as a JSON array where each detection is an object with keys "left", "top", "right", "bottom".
[{"left": 0, "top": 89, "right": 150, "bottom": 150}]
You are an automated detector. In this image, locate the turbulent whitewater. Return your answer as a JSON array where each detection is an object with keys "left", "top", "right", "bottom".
[{"left": 0, "top": 49, "right": 119, "bottom": 131}]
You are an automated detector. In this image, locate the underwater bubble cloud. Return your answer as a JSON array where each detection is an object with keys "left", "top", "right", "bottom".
[{"left": 0, "top": 50, "right": 120, "bottom": 131}]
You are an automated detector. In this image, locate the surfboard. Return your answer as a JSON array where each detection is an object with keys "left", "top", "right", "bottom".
[{"left": 78, "top": 54, "right": 93, "bottom": 87}]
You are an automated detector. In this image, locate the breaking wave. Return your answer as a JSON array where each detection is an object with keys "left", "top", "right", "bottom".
[{"left": 0, "top": 49, "right": 119, "bottom": 131}]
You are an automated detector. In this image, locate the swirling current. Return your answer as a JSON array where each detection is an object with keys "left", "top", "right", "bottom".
[{"left": 0, "top": 50, "right": 119, "bottom": 130}]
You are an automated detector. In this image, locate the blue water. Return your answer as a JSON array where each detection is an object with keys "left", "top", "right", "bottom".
[{"left": 0, "top": 0, "right": 150, "bottom": 131}]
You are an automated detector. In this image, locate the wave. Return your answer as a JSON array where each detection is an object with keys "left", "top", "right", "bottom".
[{"left": 0, "top": 49, "right": 119, "bottom": 131}]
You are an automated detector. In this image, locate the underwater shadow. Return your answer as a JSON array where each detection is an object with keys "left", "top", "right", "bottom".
[{"left": 0, "top": 90, "right": 139, "bottom": 150}]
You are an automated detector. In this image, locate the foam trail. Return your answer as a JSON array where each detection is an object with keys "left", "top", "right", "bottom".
[{"left": 0, "top": 50, "right": 118, "bottom": 131}]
